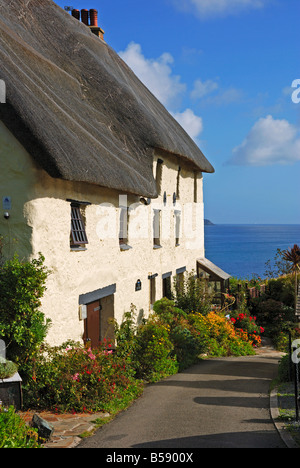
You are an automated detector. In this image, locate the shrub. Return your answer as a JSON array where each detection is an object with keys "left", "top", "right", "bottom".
[
  {"left": 173, "top": 271, "right": 213, "bottom": 315},
  {"left": 0, "top": 253, "right": 51, "bottom": 381},
  {"left": 153, "top": 298, "right": 203, "bottom": 370},
  {"left": 133, "top": 317, "right": 179, "bottom": 382},
  {"left": 278, "top": 354, "right": 291, "bottom": 383},
  {"left": 0, "top": 360, "right": 18, "bottom": 379},
  {"left": 230, "top": 311, "right": 263, "bottom": 348},
  {"left": 23, "top": 341, "right": 143, "bottom": 413},
  {"left": 0, "top": 406, "right": 41, "bottom": 448},
  {"left": 190, "top": 311, "right": 255, "bottom": 357}
]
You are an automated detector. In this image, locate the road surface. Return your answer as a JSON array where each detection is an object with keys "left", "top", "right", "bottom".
[{"left": 77, "top": 352, "right": 286, "bottom": 449}]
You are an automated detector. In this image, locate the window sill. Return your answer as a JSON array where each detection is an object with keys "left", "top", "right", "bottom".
[
  {"left": 153, "top": 244, "right": 162, "bottom": 249},
  {"left": 70, "top": 246, "right": 87, "bottom": 251},
  {"left": 120, "top": 244, "right": 132, "bottom": 251}
]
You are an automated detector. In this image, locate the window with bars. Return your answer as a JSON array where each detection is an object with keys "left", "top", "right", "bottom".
[{"left": 70, "top": 204, "right": 88, "bottom": 247}]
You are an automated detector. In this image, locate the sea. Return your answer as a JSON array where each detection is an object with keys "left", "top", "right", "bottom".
[{"left": 204, "top": 224, "right": 300, "bottom": 280}]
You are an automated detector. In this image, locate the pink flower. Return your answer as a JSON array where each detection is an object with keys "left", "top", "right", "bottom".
[{"left": 72, "top": 373, "right": 80, "bottom": 381}]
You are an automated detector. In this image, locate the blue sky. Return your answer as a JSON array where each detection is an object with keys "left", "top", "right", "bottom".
[{"left": 55, "top": 0, "right": 300, "bottom": 224}]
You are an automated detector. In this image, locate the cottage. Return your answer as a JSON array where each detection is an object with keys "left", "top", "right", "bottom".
[{"left": 0, "top": 1, "right": 225, "bottom": 348}]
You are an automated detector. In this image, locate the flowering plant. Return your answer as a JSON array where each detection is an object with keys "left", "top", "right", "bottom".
[
  {"left": 230, "top": 312, "right": 264, "bottom": 347},
  {"left": 24, "top": 340, "right": 143, "bottom": 413}
]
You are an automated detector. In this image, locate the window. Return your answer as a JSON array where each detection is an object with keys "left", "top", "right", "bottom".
[
  {"left": 176, "top": 267, "right": 186, "bottom": 293},
  {"left": 119, "top": 206, "right": 130, "bottom": 249},
  {"left": 155, "top": 158, "right": 163, "bottom": 195},
  {"left": 162, "top": 272, "right": 172, "bottom": 299},
  {"left": 153, "top": 209, "right": 161, "bottom": 248},
  {"left": 194, "top": 171, "right": 198, "bottom": 203},
  {"left": 176, "top": 166, "right": 181, "bottom": 199},
  {"left": 70, "top": 203, "right": 88, "bottom": 248},
  {"left": 174, "top": 210, "right": 181, "bottom": 246},
  {"left": 150, "top": 277, "right": 156, "bottom": 305},
  {"left": 148, "top": 273, "right": 158, "bottom": 307}
]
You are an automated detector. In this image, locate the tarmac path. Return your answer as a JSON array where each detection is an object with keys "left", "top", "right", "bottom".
[{"left": 77, "top": 352, "right": 286, "bottom": 449}]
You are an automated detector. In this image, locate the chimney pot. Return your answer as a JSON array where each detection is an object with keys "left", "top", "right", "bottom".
[
  {"left": 71, "top": 9, "right": 80, "bottom": 21},
  {"left": 81, "top": 9, "right": 89, "bottom": 26},
  {"left": 89, "top": 9, "right": 98, "bottom": 27}
]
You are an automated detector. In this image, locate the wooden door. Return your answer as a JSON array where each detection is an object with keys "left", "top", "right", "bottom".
[
  {"left": 84, "top": 300, "right": 101, "bottom": 349},
  {"left": 83, "top": 295, "right": 115, "bottom": 349}
]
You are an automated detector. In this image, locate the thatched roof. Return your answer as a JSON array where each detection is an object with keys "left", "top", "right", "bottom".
[{"left": 0, "top": 0, "right": 214, "bottom": 198}]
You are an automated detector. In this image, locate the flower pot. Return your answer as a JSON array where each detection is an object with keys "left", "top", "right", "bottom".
[{"left": 0, "top": 373, "right": 23, "bottom": 410}]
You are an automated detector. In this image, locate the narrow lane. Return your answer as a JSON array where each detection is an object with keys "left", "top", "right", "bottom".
[{"left": 77, "top": 353, "right": 286, "bottom": 449}]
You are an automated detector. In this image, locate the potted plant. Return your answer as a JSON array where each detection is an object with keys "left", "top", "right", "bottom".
[{"left": 0, "top": 359, "right": 22, "bottom": 410}]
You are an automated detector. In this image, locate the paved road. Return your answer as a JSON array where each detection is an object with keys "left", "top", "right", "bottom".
[{"left": 77, "top": 353, "right": 286, "bottom": 449}]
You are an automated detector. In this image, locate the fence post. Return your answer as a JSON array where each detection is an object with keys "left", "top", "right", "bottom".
[{"left": 292, "top": 341, "right": 300, "bottom": 422}]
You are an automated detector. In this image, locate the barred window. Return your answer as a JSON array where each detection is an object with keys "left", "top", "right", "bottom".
[{"left": 70, "top": 204, "right": 88, "bottom": 246}]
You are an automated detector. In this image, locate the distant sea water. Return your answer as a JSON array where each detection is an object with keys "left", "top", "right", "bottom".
[{"left": 204, "top": 224, "right": 300, "bottom": 279}]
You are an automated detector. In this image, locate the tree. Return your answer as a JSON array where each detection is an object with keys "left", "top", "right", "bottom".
[
  {"left": 0, "top": 253, "right": 51, "bottom": 380},
  {"left": 282, "top": 244, "right": 300, "bottom": 314}
]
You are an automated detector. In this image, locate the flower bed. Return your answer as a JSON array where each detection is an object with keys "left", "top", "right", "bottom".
[
  {"left": 229, "top": 312, "right": 264, "bottom": 348},
  {"left": 23, "top": 341, "right": 143, "bottom": 414}
]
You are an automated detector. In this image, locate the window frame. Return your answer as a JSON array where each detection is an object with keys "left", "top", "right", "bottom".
[
  {"left": 119, "top": 205, "right": 131, "bottom": 250},
  {"left": 153, "top": 208, "right": 162, "bottom": 248},
  {"left": 70, "top": 202, "right": 89, "bottom": 248}
]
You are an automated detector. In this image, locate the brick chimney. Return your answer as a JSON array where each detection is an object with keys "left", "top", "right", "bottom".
[{"left": 71, "top": 8, "right": 105, "bottom": 40}]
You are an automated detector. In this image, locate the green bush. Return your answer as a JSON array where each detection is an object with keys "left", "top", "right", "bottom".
[
  {"left": 189, "top": 310, "right": 255, "bottom": 357},
  {"left": 278, "top": 354, "right": 291, "bottom": 383},
  {"left": 23, "top": 341, "right": 143, "bottom": 413},
  {"left": 133, "top": 318, "right": 179, "bottom": 382},
  {"left": 173, "top": 271, "right": 213, "bottom": 315},
  {"left": 0, "top": 360, "right": 18, "bottom": 379},
  {"left": 0, "top": 253, "right": 51, "bottom": 381},
  {"left": 153, "top": 298, "right": 203, "bottom": 370},
  {"left": 0, "top": 406, "right": 41, "bottom": 448}
]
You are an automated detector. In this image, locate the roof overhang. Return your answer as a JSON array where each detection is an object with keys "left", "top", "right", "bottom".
[{"left": 197, "top": 258, "right": 231, "bottom": 282}]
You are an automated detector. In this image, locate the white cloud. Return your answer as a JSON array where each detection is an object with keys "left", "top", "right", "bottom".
[
  {"left": 228, "top": 115, "right": 300, "bottom": 166},
  {"left": 119, "top": 42, "right": 204, "bottom": 142},
  {"left": 171, "top": 0, "right": 266, "bottom": 19},
  {"left": 170, "top": 109, "right": 203, "bottom": 141},
  {"left": 192, "top": 83, "right": 244, "bottom": 106},
  {"left": 118, "top": 42, "right": 186, "bottom": 109},
  {"left": 190, "top": 79, "right": 219, "bottom": 99}
]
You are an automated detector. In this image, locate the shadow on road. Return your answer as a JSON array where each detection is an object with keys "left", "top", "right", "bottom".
[{"left": 132, "top": 430, "right": 286, "bottom": 448}]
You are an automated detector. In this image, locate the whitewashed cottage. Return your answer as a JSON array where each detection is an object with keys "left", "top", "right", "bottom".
[{"left": 0, "top": 0, "right": 229, "bottom": 348}]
